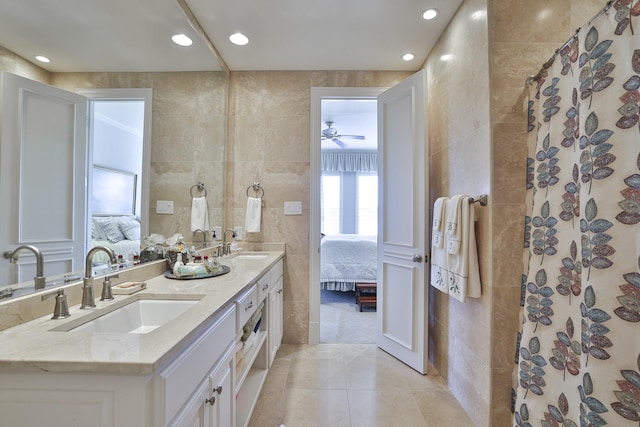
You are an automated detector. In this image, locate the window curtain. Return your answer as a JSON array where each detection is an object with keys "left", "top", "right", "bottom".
[
  {"left": 513, "top": 3, "right": 640, "bottom": 426},
  {"left": 321, "top": 152, "right": 377, "bottom": 172}
]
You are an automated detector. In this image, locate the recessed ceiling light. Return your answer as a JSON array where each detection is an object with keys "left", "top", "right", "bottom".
[
  {"left": 422, "top": 9, "right": 439, "bottom": 20},
  {"left": 172, "top": 34, "right": 193, "bottom": 47},
  {"left": 34, "top": 55, "right": 50, "bottom": 63},
  {"left": 402, "top": 53, "right": 415, "bottom": 61},
  {"left": 440, "top": 54, "right": 453, "bottom": 62},
  {"left": 229, "top": 32, "right": 249, "bottom": 46}
]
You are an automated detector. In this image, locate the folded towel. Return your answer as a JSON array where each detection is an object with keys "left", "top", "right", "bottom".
[
  {"left": 190, "top": 197, "right": 209, "bottom": 232},
  {"left": 445, "top": 195, "right": 465, "bottom": 255},
  {"left": 432, "top": 197, "right": 447, "bottom": 249},
  {"left": 245, "top": 196, "right": 262, "bottom": 233},
  {"left": 445, "top": 196, "right": 481, "bottom": 302}
]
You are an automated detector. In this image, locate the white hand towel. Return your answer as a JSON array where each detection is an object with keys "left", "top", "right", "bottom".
[
  {"left": 190, "top": 197, "right": 209, "bottom": 232},
  {"left": 430, "top": 197, "right": 449, "bottom": 294},
  {"left": 445, "top": 195, "right": 465, "bottom": 255},
  {"left": 432, "top": 197, "right": 447, "bottom": 249},
  {"left": 245, "top": 196, "right": 262, "bottom": 233},
  {"left": 446, "top": 196, "right": 482, "bottom": 303}
]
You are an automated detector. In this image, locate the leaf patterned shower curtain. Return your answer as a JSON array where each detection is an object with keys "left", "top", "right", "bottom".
[{"left": 513, "top": 2, "right": 640, "bottom": 426}]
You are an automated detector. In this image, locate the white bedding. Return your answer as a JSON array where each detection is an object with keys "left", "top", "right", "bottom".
[
  {"left": 320, "top": 234, "right": 377, "bottom": 291},
  {"left": 91, "top": 239, "right": 141, "bottom": 266}
]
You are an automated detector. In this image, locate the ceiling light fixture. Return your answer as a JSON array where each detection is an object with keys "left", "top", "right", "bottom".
[
  {"left": 440, "top": 54, "right": 453, "bottom": 62},
  {"left": 422, "top": 9, "right": 439, "bottom": 20},
  {"left": 171, "top": 34, "right": 193, "bottom": 47},
  {"left": 402, "top": 53, "right": 415, "bottom": 61},
  {"left": 34, "top": 55, "right": 50, "bottom": 63},
  {"left": 229, "top": 32, "right": 249, "bottom": 46}
]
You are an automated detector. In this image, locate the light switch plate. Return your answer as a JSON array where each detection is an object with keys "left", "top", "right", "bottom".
[
  {"left": 156, "top": 200, "right": 174, "bottom": 214},
  {"left": 284, "top": 201, "right": 303, "bottom": 215},
  {"left": 234, "top": 226, "right": 243, "bottom": 240}
]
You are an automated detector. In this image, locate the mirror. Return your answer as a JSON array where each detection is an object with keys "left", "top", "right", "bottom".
[{"left": 0, "top": 55, "right": 228, "bottom": 294}]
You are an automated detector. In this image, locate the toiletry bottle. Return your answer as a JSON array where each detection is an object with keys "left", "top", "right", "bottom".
[{"left": 173, "top": 252, "right": 184, "bottom": 276}]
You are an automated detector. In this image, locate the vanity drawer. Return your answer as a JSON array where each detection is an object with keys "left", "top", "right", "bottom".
[
  {"left": 256, "top": 272, "right": 271, "bottom": 303},
  {"left": 235, "top": 285, "right": 258, "bottom": 330},
  {"left": 160, "top": 303, "right": 236, "bottom": 424}
]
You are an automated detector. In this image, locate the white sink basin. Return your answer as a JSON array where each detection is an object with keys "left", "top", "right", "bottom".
[
  {"left": 231, "top": 252, "right": 268, "bottom": 260},
  {"left": 69, "top": 298, "right": 199, "bottom": 334}
]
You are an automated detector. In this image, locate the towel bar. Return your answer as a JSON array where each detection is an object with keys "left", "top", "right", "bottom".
[{"left": 469, "top": 194, "right": 488, "bottom": 206}]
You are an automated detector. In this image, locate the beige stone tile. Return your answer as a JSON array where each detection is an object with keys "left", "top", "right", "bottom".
[
  {"left": 491, "top": 42, "right": 560, "bottom": 92},
  {"left": 348, "top": 389, "right": 427, "bottom": 427},
  {"left": 492, "top": 203, "right": 526, "bottom": 289},
  {"left": 492, "top": 286, "right": 521, "bottom": 368},
  {"left": 282, "top": 300, "right": 309, "bottom": 344},
  {"left": 491, "top": 366, "right": 518, "bottom": 427},
  {"left": 286, "top": 358, "right": 347, "bottom": 389},
  {"left": 343, "top": 356, "right": 411, "bottom": 391},
  {"left": 492, "top": 122, "right": 528, "bottom": 204},
  {"left": 490, "top": 0, "right": 571, "bottom": 44},
  {"left": 413, "top": 390, "right": 475, "bottom": 427},
  {"left": 280, "top": 389, "right": 351, "bottom": 427},
  {"left": 277, "top": 343, "right": 345, "bottom": 360}
]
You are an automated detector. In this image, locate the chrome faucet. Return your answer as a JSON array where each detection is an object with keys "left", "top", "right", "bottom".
[
  {"left": 193, "top": 229, "right": 207, "bottom": 249},
  {"left": 81, "top": 246, "right": 116, "bottom": 309},
  {"left": 222, "top": 229, "right": 236, "bottom": 255},
  {"left": 3, "top": 245, "right": 46, "bottom": 290}
]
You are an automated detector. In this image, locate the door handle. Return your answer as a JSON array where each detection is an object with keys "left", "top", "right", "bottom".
[{"left": 412, "top": 254, "right": 423, "bottom": 263}]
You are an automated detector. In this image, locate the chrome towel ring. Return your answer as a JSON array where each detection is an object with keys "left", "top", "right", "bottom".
[
  {"left": 190, "top": 182, "right": 207, "bottom": 198},
  {"left": 246, "top": 182, "right": 265, "bottom": 198}
]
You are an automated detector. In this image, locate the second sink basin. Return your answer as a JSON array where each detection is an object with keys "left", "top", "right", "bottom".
[{"left": 68, "top": 298, "right": 200, "bottom": 334}]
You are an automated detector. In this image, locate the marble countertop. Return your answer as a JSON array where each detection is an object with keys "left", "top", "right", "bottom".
[{"left": 0, "top": 251, "right": 284, "bottom": 376}]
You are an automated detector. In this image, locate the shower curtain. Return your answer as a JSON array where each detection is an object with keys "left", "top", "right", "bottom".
[{"left": 513, "top": 2, "right": 640, "bottom": 426}]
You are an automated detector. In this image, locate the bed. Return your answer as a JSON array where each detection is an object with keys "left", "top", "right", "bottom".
[
  {"left": 90, "top": 215, "right": 141, "bottom": 266},
  {"left": 320, "top": 234, "right": 377, "bottom": 291}
]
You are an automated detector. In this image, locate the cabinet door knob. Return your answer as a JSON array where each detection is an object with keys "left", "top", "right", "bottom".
[
  {"left": 214, "top": 385, "right": 223, "bottom": 395},
  {"left": 205, "top": 396, "right": 216, "bottom": 406}
]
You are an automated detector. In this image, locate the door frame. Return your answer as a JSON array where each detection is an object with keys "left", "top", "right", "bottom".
[{"left": 308, "top": 87, "right": 385, "bottom": 345}]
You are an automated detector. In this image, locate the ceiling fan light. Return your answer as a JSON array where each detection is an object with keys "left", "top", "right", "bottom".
[
  {"left": 422, "top": 9, "right": 439, "bottom": 20},
  {"left": 402, "top": 53, "right": 415, "bottom": 61},
  {"left": 171, "top": 34, "right": 193, "bottom": 47},
  {"left": 229, "top": 32, "right": 249, "bottom": 46}
]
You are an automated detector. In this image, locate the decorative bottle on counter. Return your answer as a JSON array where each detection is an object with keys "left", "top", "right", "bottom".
[{"left": 173, "top": 252, "right": 184, "bottom": 276}]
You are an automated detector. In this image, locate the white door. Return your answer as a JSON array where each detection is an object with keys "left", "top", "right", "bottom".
[
  {"left": 0, "top": 72, "right": 87, "bottom": 287},
  {"left": 376, "top": 70, "right": 429, "bottom": 374}
]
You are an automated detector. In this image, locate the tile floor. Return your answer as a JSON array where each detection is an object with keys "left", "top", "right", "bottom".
[{"left": 248, "top": 343, "right": 475, "bottom": 427}]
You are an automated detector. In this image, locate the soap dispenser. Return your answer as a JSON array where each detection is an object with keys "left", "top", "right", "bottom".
[{"left": 173, "top": 252, "right": 184, "bottom": 276}]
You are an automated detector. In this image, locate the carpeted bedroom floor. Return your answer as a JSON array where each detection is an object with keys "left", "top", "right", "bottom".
[{"left": 320, "top": 290, "right": 376, "bottom": 344}]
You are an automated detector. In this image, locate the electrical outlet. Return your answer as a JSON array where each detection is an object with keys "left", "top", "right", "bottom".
[
  {"left": 234, "top": 226, "right": 243, "bottom": 240},
  {"left": 212, "top": 226, "right": 222, "bottom": 241},
  {"left": 156, "top": 200, "right": 174, "bottom": 214}
]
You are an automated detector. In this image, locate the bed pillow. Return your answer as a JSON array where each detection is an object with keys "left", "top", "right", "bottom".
[
  {"left": 94, "top": 217, "right": 126, "bottom": 243},
  {"left": 118, "top": 217, "right": 141, "bottom": 241},
  {"left": 91, "top": 217, "right": 108, "bottom": 240}
]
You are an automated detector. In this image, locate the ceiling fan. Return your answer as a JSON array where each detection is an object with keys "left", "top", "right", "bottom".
[{"left": 321, "top": 121, "right": 365, "bottom": 148}]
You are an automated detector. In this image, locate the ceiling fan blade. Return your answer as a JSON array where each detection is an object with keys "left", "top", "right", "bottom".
[
  {"left": 336, "top": 134, "right": 365, "bottom": 140},
  {"left": 332, "top": 138, "right": 347, "bottom": 148}
]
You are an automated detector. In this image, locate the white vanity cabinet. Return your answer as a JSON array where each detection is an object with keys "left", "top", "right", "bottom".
[
  {"left": 267, "top": 260, "right": 283, "bottom": 367},
  {"left": 168, "top": 344, "right": 234, "bottom": 427}
]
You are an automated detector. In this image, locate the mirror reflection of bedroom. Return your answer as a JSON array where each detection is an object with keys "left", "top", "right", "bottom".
[
  {"left": 320, "top": 98, "right": 378, "bottom": 344},
  {"left": 87, "top": 96, "right": 148, "bottom": 274}
]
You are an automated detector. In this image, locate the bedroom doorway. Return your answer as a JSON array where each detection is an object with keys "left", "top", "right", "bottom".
[{"left": 309, "top": 87, "right": 384, "bottom": 344}]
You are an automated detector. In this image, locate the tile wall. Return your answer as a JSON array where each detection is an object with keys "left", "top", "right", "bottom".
[{"left": 424, "top": 0, "right": 606, "bottom": 425}]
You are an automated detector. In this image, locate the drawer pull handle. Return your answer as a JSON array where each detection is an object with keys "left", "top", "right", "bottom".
[
  {"left": 262, "top": 284, "right": 269, "bottom": 291},
  {"left": 214, "top": 386, "right": 223, "bottom": 395},
  {"left": 205, "top": 396, "right": 216, "bottom": 406},
  {"left": 245, "top": 301, "right": 253, "bottom": 311}
]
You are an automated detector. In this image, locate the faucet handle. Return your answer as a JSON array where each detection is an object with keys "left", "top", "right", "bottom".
[
  {"left": 42, "top": 289, "right": 70, "bottom": 319},
  {"left": 100, "top": 274, "right": 118, "bottom": 301}
]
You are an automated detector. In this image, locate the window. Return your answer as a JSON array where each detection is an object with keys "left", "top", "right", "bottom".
[
  {"left": 357, "top": 173, "right": 378, "bottom": 235},
  {"left": 321, "top": 174, "right": 341, "bottom": 235},
  {"left": 321, "top": 172, "right": 378, "bottom": 235}
]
